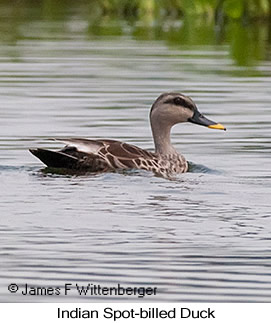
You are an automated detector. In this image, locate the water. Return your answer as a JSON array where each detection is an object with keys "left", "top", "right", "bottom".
[{"left": 0, "top": 5, "right": 271, "bottom": 302}]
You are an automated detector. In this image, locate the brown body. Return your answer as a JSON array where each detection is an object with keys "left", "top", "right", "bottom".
[
  {"left": 30, "top": 138, "right": 188, "bottom": 178},
  {"left": 30, "top": 93, "right": 225, "bottom": 178}
]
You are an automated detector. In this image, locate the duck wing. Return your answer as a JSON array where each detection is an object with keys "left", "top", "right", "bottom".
[
  {"left": 96, "top": 140, "right": 157, "bottom": 169},
  {"left": 30, "top": 138, "right": 156, "bottom": 172},
  {"left": 29, "top": 138, "right": 111, "bottom": 172}
]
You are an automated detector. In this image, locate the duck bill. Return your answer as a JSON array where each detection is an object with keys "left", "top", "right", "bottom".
[{"left": 189, "top": 110, "right": 226, "bottom": 131}]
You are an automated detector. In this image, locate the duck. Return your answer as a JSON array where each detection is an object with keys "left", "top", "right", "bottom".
[{"left": 29, "top": 92, "right": 226, "bottom": 178}]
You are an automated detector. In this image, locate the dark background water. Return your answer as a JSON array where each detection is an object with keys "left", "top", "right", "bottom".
[{"left": 0, "top": 1, "right": 271, "bottom": 302}]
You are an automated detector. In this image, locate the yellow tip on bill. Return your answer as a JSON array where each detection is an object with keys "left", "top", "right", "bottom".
[{"left": 208, "top": 123, "right": 226, "bottom": 131}]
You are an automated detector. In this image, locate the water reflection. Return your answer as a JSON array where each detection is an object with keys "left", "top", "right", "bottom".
[{"left": 0, "top": 1, "right": 270, "bottom": 66}]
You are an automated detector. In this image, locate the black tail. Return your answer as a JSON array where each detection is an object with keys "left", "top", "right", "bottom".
[{"left": 29, "top": 148, "right": 79, "bottom": 169}]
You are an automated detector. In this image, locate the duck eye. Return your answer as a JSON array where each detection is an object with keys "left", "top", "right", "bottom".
[
  {"left": 173, "top": 97, "right": 184, "bottom": 106},
  {"left": 173, "top": 97, "right": 194, "bottom": 110}
]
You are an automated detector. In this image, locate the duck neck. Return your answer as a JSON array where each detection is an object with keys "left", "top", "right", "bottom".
[{"left": 151, "top": 119, "right": 177, "bottom": 155}]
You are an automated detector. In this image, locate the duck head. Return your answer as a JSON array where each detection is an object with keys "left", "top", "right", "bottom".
[{"left": 150, "top": 92, "right": 226, "bottom": 130}]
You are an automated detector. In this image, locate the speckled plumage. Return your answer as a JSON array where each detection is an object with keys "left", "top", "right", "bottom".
[
  {"left": 30, "top": 92, "right": 225, "bottom": 178},
  {"left": 30, "top": 139, "right": 188, "bottom": 178}
]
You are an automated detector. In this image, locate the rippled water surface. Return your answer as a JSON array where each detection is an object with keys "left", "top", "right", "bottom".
[{"left": 1, "top": 6, "right": 271, "bottom": 302}]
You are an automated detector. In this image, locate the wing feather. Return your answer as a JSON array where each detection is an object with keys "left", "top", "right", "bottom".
[
  {"left": 106, "top": 142, "right": 155, "bottom": 160},
  {"left": 54, "top": 138, "right": 107, "bottom": 154},
  {"left": 49, "top": 138, "right": 157, "bottom": 172}
]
